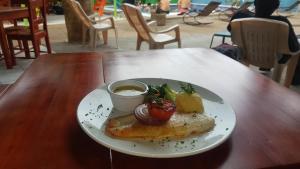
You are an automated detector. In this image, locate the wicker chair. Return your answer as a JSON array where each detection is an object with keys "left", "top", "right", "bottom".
[
  {"left": 122, "top": 3, "right": 181, "bottom": 50},
  {"left": 231, "top": 18, "right": 300, "bottom": 87},
  {"left": 70, "top": 0, "right": 118, "bottom": 49}
]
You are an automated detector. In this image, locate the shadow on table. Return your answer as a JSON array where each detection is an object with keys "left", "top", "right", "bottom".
[
  {"left": 261, "top": 163, "right": 300, "bottom": 169},
  {"left": 67, "top": 124, "right": 111, "bottom": 169},
  {"left": 111, "top": 137, "right": 232, "bottom": 169}
]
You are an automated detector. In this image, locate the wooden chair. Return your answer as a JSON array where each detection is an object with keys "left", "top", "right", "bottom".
[
  {"left": 122, "top": 3, "right": 181, "bottom": 50},
  {"left": 218, "top": 1, "right": 253, "bottom": 21},
  {"left": 183, "top": 1, "right": 221, "bottom": 25},
  {"left": 70, "top": 0, "right": 118, "bottom": 49},
  {"left": 0, "top": 0, "right": 24, "bottom": 56},
  {"left": 230, "top": 18, "right": 300, "bottom": 87},
  {"left": 5, "top": 0, "right": 51, "bottom": 65}
]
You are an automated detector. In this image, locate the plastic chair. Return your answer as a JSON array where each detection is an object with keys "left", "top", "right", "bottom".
[
  {"left": 231, "top": 18, "right": 300, "bottom": 87},
  {"left": 71, "top": 0, "right": 118, "bottom": 49},
  {"left": 122, "top": 3, "right": 181, "bottom": 50}
]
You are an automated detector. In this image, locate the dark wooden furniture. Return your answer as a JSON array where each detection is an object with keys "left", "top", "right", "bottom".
[
  {"left": 0, "top": 0, "right": 24, "bottom": 62},
  {"left": 11, "top": 0, "right": 27, "bottom": 6},
  {"left": 6, "top": 0, "right": 51, "bottom": 65},
  {"left": 0, "top": 49, "right": 299, "bottom": 169},
  {"left": 0, "top": 0, "right": 10, "bottom": 7},
  {"left": 0, "top": 6, "right": 28, "bottom": 69}
]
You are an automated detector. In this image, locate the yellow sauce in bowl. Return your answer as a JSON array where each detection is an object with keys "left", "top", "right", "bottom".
[{"left": 113, "top": 86, "right": 145, "bottom": 96}]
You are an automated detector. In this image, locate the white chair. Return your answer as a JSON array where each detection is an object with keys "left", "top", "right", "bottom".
[
  {"left": 70, "top": 0, "right": 118, "bottom": 49},
  {"left": 231, "top": 18, "right": 300, "bottom": 87},
  {"left": 122, "top": 3, "right": 181, "bottom": 50}
]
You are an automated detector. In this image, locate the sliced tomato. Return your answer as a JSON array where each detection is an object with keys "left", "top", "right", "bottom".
[{"left": 148, "top": 100, "right": 176, "bottom": 121}]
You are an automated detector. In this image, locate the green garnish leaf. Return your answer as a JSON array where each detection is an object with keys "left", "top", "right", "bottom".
[
  {"left": 180, "top": 83, "right": 195, "bottom": 94},
  {"left": 145, "top": 84, "right": 177, "bottom": 104}
]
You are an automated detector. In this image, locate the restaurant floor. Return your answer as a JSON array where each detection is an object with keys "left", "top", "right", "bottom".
[{"left": 0, "top": 13, "right": 300, "bottom": 93}]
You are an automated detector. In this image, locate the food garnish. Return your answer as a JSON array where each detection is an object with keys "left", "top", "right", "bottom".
[
  {"left": 146, "top": 84, "right": 177, "bottom": 103},
  {"left": 135, "top": 84, "right": 177, "bottom": 123},
  {"left": 180, "top": 83, "right": 195, "bottom": 94},
  {"left": 134, "top": 104, "right": 168, "bottom": 125},
  {"left": 148, "top": 99, "right": 176, "bottom": 121}
]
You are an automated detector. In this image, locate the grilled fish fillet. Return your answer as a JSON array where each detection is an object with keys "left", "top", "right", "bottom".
[{"left": 106, "top": 113, "right": 215, "bottom": 140}]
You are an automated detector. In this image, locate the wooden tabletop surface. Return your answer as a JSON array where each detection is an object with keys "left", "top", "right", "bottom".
[{"left": 0, "top": 49, "right": 299, "bottom": 169}]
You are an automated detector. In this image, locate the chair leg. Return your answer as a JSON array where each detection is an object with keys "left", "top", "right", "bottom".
[
  {"left": 13, "top": 20, "right": 23, "bottom": 51},
  {"left": 102, "top": 30, "right": 108, "bottom": 45},
  {"left": 136, "top": 36, "right": 142, "bottom": 50},
  {"left": 82, "top": 26, "right": 87, "bottom": 45},
  {"left": 149, "top": 43, "right": 156, "bottom": 49},
  {"left": 284, "top": 54, "right": 300, "bottom": 87},
  {"left": 32, "top": 38, "right": 40, "bottom": 58},
  {"left": 272, "top": 63, "right": 284, "bottom": 83},
  {"left": 89, "top": 29, "right": 96, "bottom": 49},
  {"left": 114, "top": 29, "right": 118, "bottom": 48},
  {"left": 22, "top": 40, "right": 31, "bottom": 58},
  {"left": 45, "top": 33, "right": 52, "bottom": 54},
  {"left": 209, "top": 35, "right": 215, "bottom": 48},
  {"left": 17, "top": 40, "right": 23, "bottom": 50},
  {"left": 8, "top": 39, "right": 16, "bottom": 65},
  {"left": 178, "top": 40, "right": 182, "bottom": 48}
]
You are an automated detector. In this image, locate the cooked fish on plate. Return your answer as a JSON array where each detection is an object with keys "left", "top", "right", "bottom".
[{"left": 106, "top": 112, "right": 215, "bottom": 140}]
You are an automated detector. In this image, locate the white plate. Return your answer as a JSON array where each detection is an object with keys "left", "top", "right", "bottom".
[{"left": 77, "top": 78, "right": 236, "bottom": 158}]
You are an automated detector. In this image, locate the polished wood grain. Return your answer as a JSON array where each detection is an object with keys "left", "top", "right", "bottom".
[
  {"left": 0, "top": 7, "right": 28, "bottom": 69},
  {"left": 0, "top": 53, "right": 111, "bottom": 169},
  {"left": 0, "top": 49, "right": 299, "bottom": 169},
  {"left": 102, "top": 48, "right": 300, "bottom": 169}
]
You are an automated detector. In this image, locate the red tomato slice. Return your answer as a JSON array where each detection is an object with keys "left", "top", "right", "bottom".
[{"left": 148, "top": 100, "right": 176, "bottom": 121}]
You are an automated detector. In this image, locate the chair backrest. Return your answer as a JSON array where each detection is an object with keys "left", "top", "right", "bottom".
[
  {"left": 238, "top": 1, "right": 253, "bottom": 11},
  {"left": 122, "top": 3, "right": 152, "bottom": 41},
  {"left": 199, "top": 1, "right": 221, "bottom": 16},
  {"left": 27, "top": 0, "right": 48, "bottom": 34},
  {"left": 231, "top": 18, "right": 290, "bottom": 68},
  {"left": 70, "top": 0, "right": 93, "bottom": 28}
]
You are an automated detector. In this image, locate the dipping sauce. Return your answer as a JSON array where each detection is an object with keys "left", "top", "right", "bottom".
[{"left": 113, "top": 85, "right": 145, "bottom": 96}]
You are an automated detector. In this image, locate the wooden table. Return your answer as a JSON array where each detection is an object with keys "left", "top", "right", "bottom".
[
  {"left": 0, "top": 49, "right": 299, "bottom": 169},
  {"left": 0, "top": 7, "right": 28, "bottom": 69}
]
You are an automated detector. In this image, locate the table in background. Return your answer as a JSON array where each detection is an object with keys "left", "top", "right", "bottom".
[
  {"left": 209, "top": 31, "right": 231, "bottom": 48},
  {"left": 0, "top": 7, "right": 28, "bottom": 69},
  {"left": 0, "top": 49, "right": 299, "bottom": 169}
]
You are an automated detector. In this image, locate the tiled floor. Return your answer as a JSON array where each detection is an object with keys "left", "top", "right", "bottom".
[{"left": 0, "top": 14, "right": 299, "bottom": 93}]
